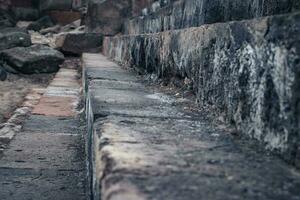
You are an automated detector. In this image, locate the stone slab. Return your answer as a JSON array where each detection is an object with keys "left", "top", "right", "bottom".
[
  {"left": 88, "top": 79, "right": 188, "bottom": 119},
  {"left": 93, "top": 115, "right": 300, "bottom": 200},
  {"left": 32, "top": 96, "right": 78, "bottom": 117},
  {"left": 0, "top": 131, "right": 84, "bottom": 170},
  {"left": 23, "top": 115, "right": 80, "bottom": 134}
]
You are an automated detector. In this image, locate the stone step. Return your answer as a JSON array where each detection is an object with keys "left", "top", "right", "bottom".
[
  {"left": 103, "top": 12, "right": 300, "bottom": 166},
  {"left": 83, "top": 53, "right": 300, "bottom": 200},
  {"left": 124, "top": 0, "right": 300, "bottom": 34}
]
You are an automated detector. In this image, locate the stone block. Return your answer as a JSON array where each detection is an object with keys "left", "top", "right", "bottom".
[
  {"left": 0, "top": 44, "right": 64, "bottom": 74},
  {"left": 55, "top": 32, "right": 103, "bottom": 55}
]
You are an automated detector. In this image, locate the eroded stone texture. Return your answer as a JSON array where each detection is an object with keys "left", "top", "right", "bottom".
[
  {"left": 124, "top": 0, "right": 300, "bottom": 34},
  {"left": 85, "top": 0, "right": 131, "bottom": 35},
  {"left": 0, "top": 44, "right": 64, "bottom": 74},
  {"left": 55, "top": 32, "right": 103, "bottom": 55},
  {"left": 83, "top": 53, "right": 300, "bottom": 200},
  {"left": 0, "top": 27, "right": 31, "bottom": 51},
  {"left": 103, "top": 12, "right": 300, "bottom": 165}
]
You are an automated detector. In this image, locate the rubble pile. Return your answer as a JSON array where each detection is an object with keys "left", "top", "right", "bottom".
[{"left": 0, "top": 0, "right": 103, "bottom": 80}]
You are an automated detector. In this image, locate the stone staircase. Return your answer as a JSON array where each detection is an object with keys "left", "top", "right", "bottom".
[
  {"left": 84, "top": 0, "right": 300, "bottom": 199},
  {"left": 102, "top": 0, "right": 300, "bottom": 166},
  {"left": 83, "top": 53, "right": 300, "bottom": 200}
]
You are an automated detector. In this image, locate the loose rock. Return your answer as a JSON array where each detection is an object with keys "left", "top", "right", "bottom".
[
  {"left": 55, "top": 32, "right": 103, "bottom": 55},
  {"left": 27, "top": 16, "right": 54, "bottom": 31},
  {"left": 0, "top": 27, "right": 31, "bottom": 51},
  {"left": 0, "top": 44, "right": 64, "bottom": 74},
  {"left": 39, "top": 24, "right": 61, "bottom": 35},
  {"left": 59, "top": 19, "right": 81, "bottom": 32}
]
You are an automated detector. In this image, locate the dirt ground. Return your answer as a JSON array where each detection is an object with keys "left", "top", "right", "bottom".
[{"left": 0, "top": 73, "right": 54, "bottom": 123}]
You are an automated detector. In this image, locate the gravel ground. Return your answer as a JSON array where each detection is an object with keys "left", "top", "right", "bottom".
[{"left": 0, "top": 73, "right": 54, "bottom": 123}]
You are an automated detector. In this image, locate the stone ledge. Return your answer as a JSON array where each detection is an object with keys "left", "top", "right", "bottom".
[
  {"left": 83, "top": 53, "right": 300, "bottom": 200},
  {"left": 103, "top": 12, "right": 300, "bottom": 166}
]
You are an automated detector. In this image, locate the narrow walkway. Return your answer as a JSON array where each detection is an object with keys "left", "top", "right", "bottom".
[
  {"left": 84, "top": 53, "right": 300, "bottom": 200},
  {"left": 0, "top": 64, "right": 86, "bottom": 199}
]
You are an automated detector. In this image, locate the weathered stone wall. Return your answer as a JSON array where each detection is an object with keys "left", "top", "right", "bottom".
[
  {"left": 86, "top": 0, "right": 131, "bottom": 35},
  {"left": 124, "top": 0, "right": 300, "bottom": 34},
  {"left": 132, "top": 0, "right": 156, "bottom": 16},
  {"left": 103, "top": 12, "right": 300, "bottom": 166},
  {"left": 85, "top": 0, "right": 155, "bottom": 35}
]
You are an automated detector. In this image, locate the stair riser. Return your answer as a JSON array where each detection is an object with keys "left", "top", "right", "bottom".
[
  {"left": 103, "top": 13, "right": 300, "bottom": 166},
  {"left": 124, "top": 0, "right": 300, "bottom": 34}
]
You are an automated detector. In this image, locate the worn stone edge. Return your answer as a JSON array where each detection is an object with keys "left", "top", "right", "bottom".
[{"left": 0, "top": 88, "right": 45, "bottom": 150}]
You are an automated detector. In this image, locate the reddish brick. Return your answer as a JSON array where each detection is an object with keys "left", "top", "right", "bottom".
[{"left": 32, "top": 96, "right": 77, "bottom": 117}]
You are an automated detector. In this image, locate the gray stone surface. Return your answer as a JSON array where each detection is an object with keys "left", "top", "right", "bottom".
[
  {"left": 0, "top": 44, "right": 64, "bottom": 74},
  {"left": 96, "top": 116, "right": 300, "bottom": 200},
  {"left": 0, "top": 168, "right": 85, "bottom": 200},
  {"left": 27, "top": 16, "right": 54, "bottom": 31},
  {"left": 86, "top": 0, "right": 131, "bottom": 35},
  {"left": 55, "top": 32, "right": 103, "bottom": 55},
  {"left": 103, "top": 12, "right": 300, "bottom": 166},
  {"left": 23, "top": 115, "right": 80, "bottom": 134},
  {"left": 0, "top": 115, "right": 87, "bottom": 200},
  {"left": 124, "top": 0, "right": 300, "bottom": 34},
  {"left": 0, "top": 27, "right": 31, "bottom": 51},
  {"left": 83, "top": 53, "right": 300, "bottom": 200}
]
